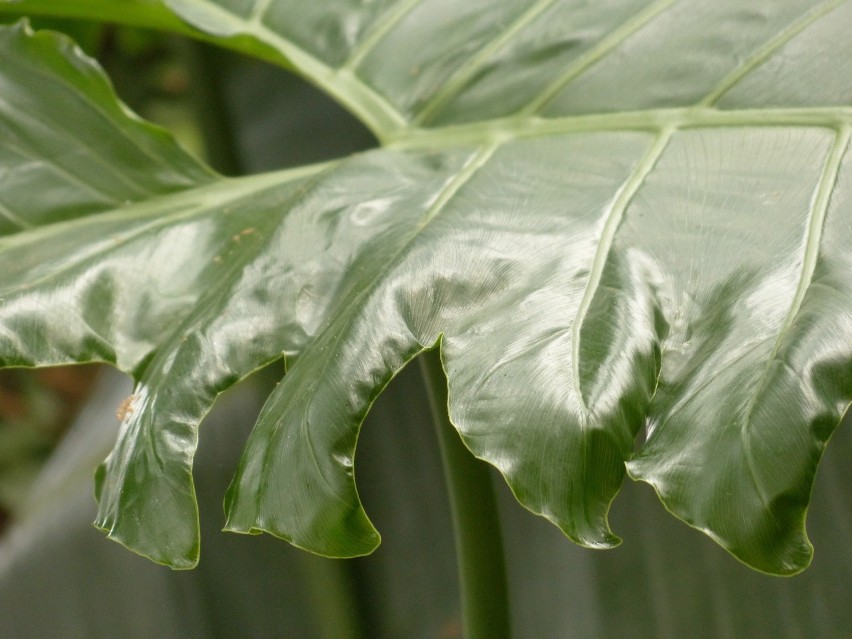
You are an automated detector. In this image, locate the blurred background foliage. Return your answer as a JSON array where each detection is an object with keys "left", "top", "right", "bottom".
[
  {"left": 0, "top": 365, "right": 100, "bottom": 526},
  {"left": 0, "top": 16, "right": 849, "bottom": 638}
]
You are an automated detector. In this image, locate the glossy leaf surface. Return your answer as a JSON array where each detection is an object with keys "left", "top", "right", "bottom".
[{"left": 0, "top": 1, "right": 850, "bottom": 574}]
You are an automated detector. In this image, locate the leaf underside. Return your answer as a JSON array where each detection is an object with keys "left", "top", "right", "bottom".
[{"left": 0, "top": 0, "right": 850, "bottom": 575}]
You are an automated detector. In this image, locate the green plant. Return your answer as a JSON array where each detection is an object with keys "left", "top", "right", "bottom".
[{"left": 0, "top": 1, "right": 850, "bottom": 636}]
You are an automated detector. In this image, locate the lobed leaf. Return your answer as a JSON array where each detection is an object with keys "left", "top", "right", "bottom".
[{"left": 0, "top": 1, "right": 850, "bottom": 574}]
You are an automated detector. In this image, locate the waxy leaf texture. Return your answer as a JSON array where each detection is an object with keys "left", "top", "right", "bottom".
[{"left": 0, "top": 1, "right": 850, "bottom": 574}]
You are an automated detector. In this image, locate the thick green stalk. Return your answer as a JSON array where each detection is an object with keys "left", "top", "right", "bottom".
[
  {"left": 182, "top": 40, "right": 244, "bottom": 176},
  {"left": 293, "top": 552, "right": 367, "bottom": 639},
  {"left": 419, "top": 348, "right": 511, "bottom": 639}
]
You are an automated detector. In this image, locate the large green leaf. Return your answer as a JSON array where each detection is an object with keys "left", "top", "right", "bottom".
[
  {"left": 0, "top": 1, "right": 850, "bottom": 575},
  {"left": 0, "top": 21, "right": 214, "bottom": 234}
]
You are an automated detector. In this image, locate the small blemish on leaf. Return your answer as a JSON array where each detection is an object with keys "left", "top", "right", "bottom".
[
  {"left": 116, "top": 394, "right": 137, "bottom": 421},
  {"left": 232, "top": 227, "right": 256, "bottom": 242}
]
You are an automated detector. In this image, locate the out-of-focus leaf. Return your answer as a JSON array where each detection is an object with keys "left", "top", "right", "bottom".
[
  {"left": 0, "top": 21, "right": 213, "bottom": 233},
  {"left": 0, "top": 2, "right": 850, "bottom": 576},
  {"left": 0, "top": 0, "right": 197, "bottom": 38},
  {"left": 0, "top": 366, "right": 99, "bottom": 516}
]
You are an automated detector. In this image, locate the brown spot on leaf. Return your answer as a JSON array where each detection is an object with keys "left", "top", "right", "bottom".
[{"left": 116, "top": 394, "right": 136, "bottom": 422}]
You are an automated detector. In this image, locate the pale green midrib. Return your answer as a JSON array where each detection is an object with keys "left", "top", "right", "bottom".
[
  {"left": 5, "top": 101, "right": 849, "bottom": 234},
  {"left": 738, "top": 124, "right": 851, "bottom": 512},
  {"left": 700, "top": 0, "right": 849, "bottom": 106},
  {"left": 299, "top": 0, "right": 840, "bottom": 139},
  {"left": 0, "top": 162, "right": 334, "bottom": 292},
  {"left": 2, "top": 160, "right": 330, "bottom": 234},
  {"left": 170, "top": 0, "right": 407, "bottom": 140},
  {"left": 11, "top": 1, "right": 843, "bottom": 148},
  {"left": 387, "top": 107, "right": 852, "bottom": 148},
  {"left": 570, "top": 127, "right": 674, "bottom": 416}
]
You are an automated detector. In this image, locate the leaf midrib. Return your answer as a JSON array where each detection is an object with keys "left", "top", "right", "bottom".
[
  {"left": 389, "top": 107, "right": 852, "bottom": 149},
  {"left": 737, "top": 124, "right": 851, "bottom": 511},
  {"left": 0, "top": 163, "right": 332, "bottom": 297},
  {"left": 170, "top": 0, "right": 848, "bottom": 141},
  {"left": 170, "top": 0, "right": 408, "bottom": 136},
  {"left": 571, "top": 127, "right": 675, "bottom": 416},
  {"left": 7, "top": 0, "right": 848, "bottom": 147}
]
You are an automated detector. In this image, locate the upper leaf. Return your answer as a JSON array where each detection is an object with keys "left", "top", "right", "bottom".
[
  {"left": 0, "top": 20, "right": 214, "bottom": 235},
  {"left": 0, "top": 1, "right": 850, "bottom": 574}
]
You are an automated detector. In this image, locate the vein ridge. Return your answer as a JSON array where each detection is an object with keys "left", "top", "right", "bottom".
[
  {"left": 0, "top": 199, "right": 31, "bottom": 231},
  {"left": 413, "top": 0, "right": 561, "bottom": 126},
  {"left": 699, "top": 0, "right": 849, "bottom": 106},
  {"left": 342, "top": 0, "right": 425, "bottom": 71},
  {"left": 739, "top": 124, "right": 850, "bottom": 511},
  {"left": 571, "top": 127, "right": 674, "bottom": 416},
  {"left": 389, "top": 107, "right": 852, "bottom": 150},
  {"left": 247, "top": 0, "right": 274, "bottom": 25},
  {"left": 521, "top": 0, "right": 681, "bottom": 116},
  {"left": 170, "top": 0, "right": 407, "bottom": 135}
]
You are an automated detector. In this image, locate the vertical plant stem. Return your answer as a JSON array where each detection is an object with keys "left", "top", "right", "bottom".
[
  {"left": 419, "top": 347, "right": 511, "bottom": 639},
  {"left": 294, "top": 553, "right": 367, "bottom": 639},
  {"left": 181, "top": 39, "right": 243, "bottom": 176}
]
